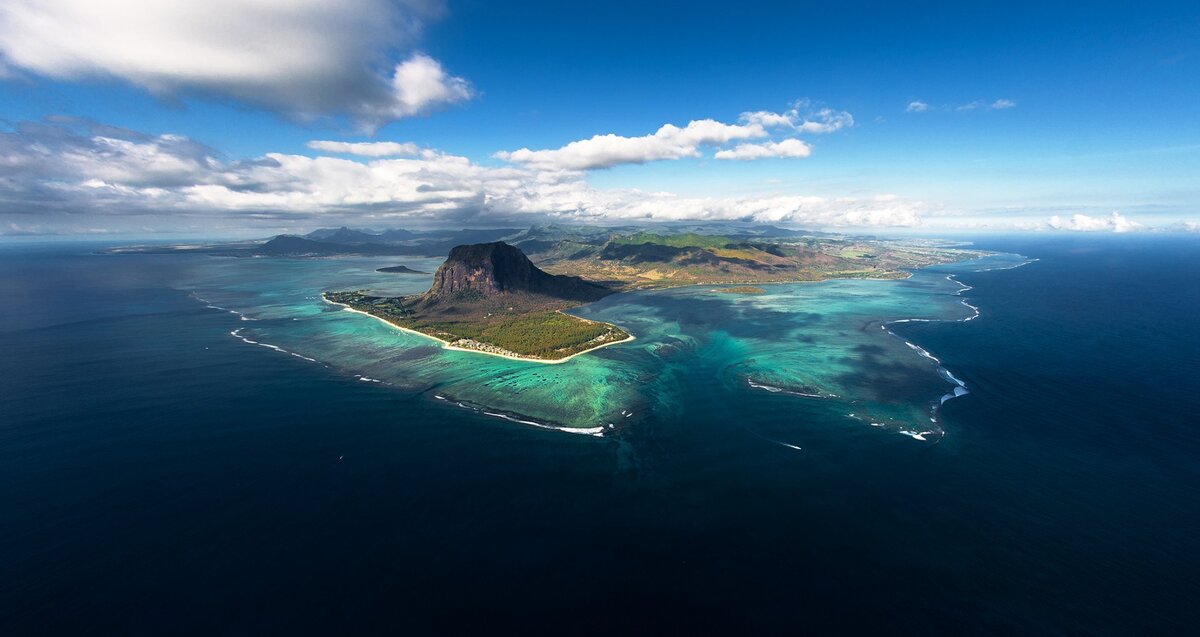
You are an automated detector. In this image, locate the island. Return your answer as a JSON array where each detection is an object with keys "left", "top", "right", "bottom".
[
  {"left": 109, "top": 223, "right": 983, "bottom": 362},
  {"left": 325, "top": 242, "right": 632, "bottom": 362},
  {"left": 376, "top": 264, "right": 429, "bottom": 274},
  {"left": 310, "top": 226, "right": 985, "bottom": 362}
]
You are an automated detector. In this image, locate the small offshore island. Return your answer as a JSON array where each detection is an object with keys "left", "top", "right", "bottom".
[
  {"left": 325, "top": 242, "right": 631, "bottom": 362},
  {"left": 375, "top": 264, "right": 429, "bottom": 274}
]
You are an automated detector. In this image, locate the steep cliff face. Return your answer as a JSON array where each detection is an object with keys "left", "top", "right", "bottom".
[{"left": 423, "top": 242, "right": 610, "bottom": 304}]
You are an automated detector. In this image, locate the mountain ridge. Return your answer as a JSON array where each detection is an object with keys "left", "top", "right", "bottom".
[{"left": 419, "top": 241, "right": 611, "bottom": 306}]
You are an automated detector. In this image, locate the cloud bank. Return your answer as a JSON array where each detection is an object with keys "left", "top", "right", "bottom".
[
  {"left": 1048, "top": 212, "right": 1142, "bottom": 232},
  {"left": 0, "top": 0, "right": 470, "bottom": 128},
  {"left": 0, "top": 118, "right": 924, "bottom": 232},
  {"left": 307, "top": 140, "right": 424, "bottom": 158}
]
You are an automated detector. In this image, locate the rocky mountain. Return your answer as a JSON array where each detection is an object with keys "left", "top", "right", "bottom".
[
  {"left": 304, "top": 226, "right": 380, "bottom": 243},
  {"left": 421, "top": 242, "right": 611, "bottom": 305}
]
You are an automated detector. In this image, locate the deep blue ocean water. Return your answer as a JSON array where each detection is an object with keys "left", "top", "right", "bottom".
[{"left": 2, "top": 235, "right": 1198, "bottom": 634}]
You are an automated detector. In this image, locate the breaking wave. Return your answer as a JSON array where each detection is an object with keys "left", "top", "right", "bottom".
[{"left": 434, "top": 394, "right": 609, "bottom": 437}]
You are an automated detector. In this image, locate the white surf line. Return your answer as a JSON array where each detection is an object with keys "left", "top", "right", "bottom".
[
  {"left": 433, "top": 393, "right": 608, "bottom": 437},
  {"left": 229, "top": 327, "right": 322, "bottom": 365},
  {"left": 973, "top": 257, "right": 1039, "bottom": 272},
  {"left": 946, "top": 274, "right": 982, "bottom": 322},
  {"left": 887, "top": 256, "right": 1034, "bottom": 401},
  {"left": 191, "top": 290, "right": 258, "bottom": 321},
  {"left": 876, "top": 262, "right": 1004, "bottom": 412},
  {"left": 323, "top": 296, "right": 635, "bottom": 365},
  {"left": 482, "top": 410, "right": 608, "bottom": 437},
  {"left": 746, "top": 379, "right": 837, "bottom": 398},
  {"left": 432, "top": 394, "right": 610, "bottom": 436}
]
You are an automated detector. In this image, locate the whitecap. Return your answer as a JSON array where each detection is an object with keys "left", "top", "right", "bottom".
[
  {"left": 904, "top": 341, "right": 942, "bottom": 364},
  {"left": 746, "top": 379, "right": 830, "bottom": 398},
  {"left": 436, "top": 395, "right": 606, "bottom": 437},
  {"left": 481, "top": 410, "right": 606, "bottom": 437},
  {"left": 230, "top": 328, "right": 320, "bottom": 364}
]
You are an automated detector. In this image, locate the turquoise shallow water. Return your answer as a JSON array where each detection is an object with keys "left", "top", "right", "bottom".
[
  {"left": 181, "top": 251, "right": 1030, "bottom": 441},
  {"left": 5, "top": 237, "right": 1199, "bottom": 633}
]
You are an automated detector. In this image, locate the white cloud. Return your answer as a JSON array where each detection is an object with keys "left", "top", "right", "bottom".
[
  {"left": 382, "top": 53, "right": 473, "bottom": 119},
  {"left": 739, "top": 111, "right": 797, "bottom": 128},
  {"left": 307, "top": 140, "right": 422, "bottom": 158},
  {"left": 0, "top": 119, "right": 921, "bottom": 230},
  {"left": 494, "top": 119, "right": 770, "bottom": 170},
  {"left": 740, "top": 100, "right": 854, "bottom": 134},
  {"left": 906, "top": 101, "right": 929, "bottom": 113},
  {"left": 796, "top": 108, "right": 854, "bottom": 134},
  {"left": 957, "top": 98, "right": 1017, "bottom": 112},
  {"left": 495, "top": 100, "right": 852, "bottom": 171},
  {"left": 1048, "top": 212, "right": 1142, "bottom": 233},
  {"left": 0, "top": 1, "right": 470, "bottom": 127},
  {"left": 714, "top": 139, "right": 812, "bottom": 160}
]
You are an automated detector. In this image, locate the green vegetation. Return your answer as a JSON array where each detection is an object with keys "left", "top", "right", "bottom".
[
  {"left": 534, "top": 231, "right": 983, "bottom": 290},
  {"left": 415, "top": 312, "right": 620, "bottom": 358},
  {"left": 324, "top": 291, "right": 628, "bottom": 360},
  {"left": 610, "top": 232, "right": 733, "bottom": 249},
  {"left": 325, "top": 232, "right": 983, "bottom": 361},
  {"left": 715, "top": 286, "right": 767, "bottom": 295}
]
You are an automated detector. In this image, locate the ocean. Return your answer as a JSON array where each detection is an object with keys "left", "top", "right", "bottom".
[{"left": 1, "top": 235, "right": 1198, "bottom": 633}]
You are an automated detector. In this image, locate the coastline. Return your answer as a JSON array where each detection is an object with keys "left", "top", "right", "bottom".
[
  {"left": 875, "top": 253, "right": 1037, "bottom": 434},
  {"left": 320, "top": 252, "right": 988, "bottom": 366},
  {"left": 322, "top": 296, "right": 635, "bottom": 364}
]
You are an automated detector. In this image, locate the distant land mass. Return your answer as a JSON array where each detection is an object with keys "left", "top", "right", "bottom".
[
  {"left": 325, "top": 242, "right": 630, "bottom": 362},
  {"left": 376, "top": 265, "right": 429, "bottom": 274},
  {"left": 105, "top": 223, "right": 979, "bottom": 284},
  {"left": 104, "top": 226, "right": 526, "bottom": 258}
]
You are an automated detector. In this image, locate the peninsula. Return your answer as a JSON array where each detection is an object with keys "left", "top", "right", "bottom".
[{"left": 325, "top": 242, "right": 631, "bottom": 362}]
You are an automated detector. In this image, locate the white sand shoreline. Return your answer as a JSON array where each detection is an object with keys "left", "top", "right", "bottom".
[{"left": 322, "top": 296, "right": 634, "bottom": 364}]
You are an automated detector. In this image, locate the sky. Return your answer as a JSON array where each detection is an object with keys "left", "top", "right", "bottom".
[{"left": 0, "top": 0, "right": 1197, "bottom": 237}]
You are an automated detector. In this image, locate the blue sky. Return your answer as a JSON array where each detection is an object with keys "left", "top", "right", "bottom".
[{"left": 0, "top": 0, "right": 1197, "bottom": 235}]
